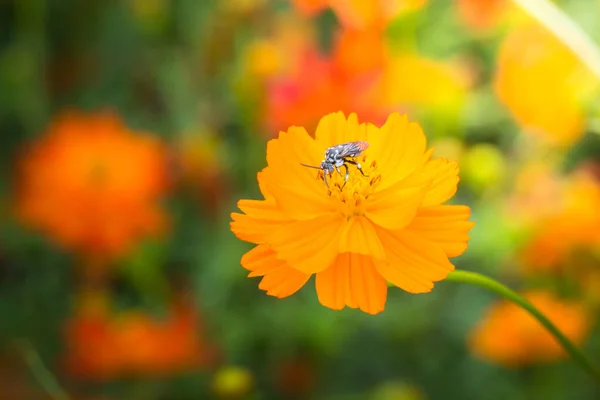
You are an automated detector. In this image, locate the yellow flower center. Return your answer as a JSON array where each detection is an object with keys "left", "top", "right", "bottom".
[{"left": 321, "top": 154, "right": 382, "bottom": 218}]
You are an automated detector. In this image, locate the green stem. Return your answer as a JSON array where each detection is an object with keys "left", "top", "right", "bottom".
[
  {"left": 19, "top": 341, "right": 70, "bottom": 400},
  {"left": 511, "top": 0, "right": 600, "bottom": 79},
  {"left": 446, "top": 270, "right": 600, "bottom": 382}
]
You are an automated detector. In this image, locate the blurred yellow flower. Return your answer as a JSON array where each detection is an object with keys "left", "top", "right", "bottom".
[
  {"left": 14, "top": 111, "right": 169, "bottom": 259},
  {"left": 244, "top": 40, "right": 283, "bottom": 79},
  {"left": 460, "top": 143, "right": 507, "bottom": 193},
  {"left": 469, "top": 291, "right": 590, "bottom": 366},
  {"left": 494, "top": 24, "right": 599, "bottom": 147},
  {"left": 382, "top": 54, "right": 471, "bottom": 116},
  {"left": 372, "top": 381, "right": 426, "bottom": 400},
  {"left": 212, "top": 366, "right": 254, "bottom": 399},
  {"left": 231, "top": 112, "right": 474, "bottom": 315}
]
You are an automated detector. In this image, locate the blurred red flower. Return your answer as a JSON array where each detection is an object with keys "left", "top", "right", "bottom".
[{"left": 265, "top": 42, "right": 391, "bottom": 135}]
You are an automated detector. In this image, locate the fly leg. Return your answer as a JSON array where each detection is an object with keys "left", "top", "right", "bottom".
[
  {"left": 340, "top": 164, "right": 349, "bottom": 190},
  {"left": 345, "top": 159, "right": 368, "bottom": 177}
]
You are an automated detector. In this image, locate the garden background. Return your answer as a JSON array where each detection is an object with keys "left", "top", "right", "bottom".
[{"left": 1, "top": 0, "right": 600, "bottom": 399}]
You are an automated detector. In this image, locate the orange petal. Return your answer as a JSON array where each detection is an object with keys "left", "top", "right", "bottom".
[
  {"left": 374, "top": 227, "right": 454, "bottom": 293},
  {"left": 264, "top": 128, "right": 335, "bottom": 219},
  {"left": 230, "top": 198, "right": 289, "bottom": 244},
  {"left": 316, "top": 253, "right": 387, "bottom": 314},
  {"left": 269, "top": 213, "right": 345, "bottom": 274},
  {"left": 241, "top": 245, "right": 311, "bottom": 298},
  {"left": 257, "top": 169, "right": 274, "bottom": 200},
  {"left": 339, "top": 216, "right": 386, "bottom": 259},
  {"left": 406, "top": 205, "right": 475, "bottom": 257},
  {"left": 314, "top": 111, "right": 367, "bottom": 148},
  {"left": 419, "top": 158, "right": 460, "bottom": 207},
  {"left": 367, "top": 113, "right": 428, "bottom": 191},
  {"left": 365, "top": 183, "right": 425, "bottom": 230}
]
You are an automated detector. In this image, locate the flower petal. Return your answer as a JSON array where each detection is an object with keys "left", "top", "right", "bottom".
[
  {"left": 316, "top": 253, "right": 387, "bottom": 314},
  {"left": 241, "top": 245, "right": 311, "bottom": 298},
  {"left": 374, "top": 227, "right": 454, "bottom": 293},
  {"left": 264, "top": 128, "right": 336, "bottom": 219},
  {"left": 339, "top": 216, "right": 386, "bottom": 259},
  {"left": 257, "top": 169, "right": 274, "bottom": 200},
  {"left": 230, "top": 197, "right": 289, "bottom": 245},
  {"left": 269, "top": 213, "right": 345, "bottom": 274},
  {"left": 365, "top": 183, "right": 426, "bottom": 230},
  {"left": 314, "top": 111, "right": 367, "bottom": 147},
  {"left": 406, "top": 205, "right": 475, "bottom": 257},
  {"left": 420, "top": 158, "right": 460, "bottom": 207},
  {"left": 367, "top": 113, "right": 428, "bottom": 191}
]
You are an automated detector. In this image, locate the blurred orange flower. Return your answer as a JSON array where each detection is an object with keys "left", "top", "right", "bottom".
[
  {"left": 469, "top": 291, "right": 590, "bottom": 366},
  {"left": 231, "top": 112, "right": 474, "bottom": 314},
  {"left": 291, "top": 0, "right": 428, "bottom": 29},
  {"left": 494, "top": 24, "right": 599, "bottom": 147},
  {"left": 505, "top": 161, "right": 564, "bottom": 227},
  {"left": 14, "top": 111, "right": 169, "bottom": 259},
  {"left": 291, "top": 0, "right": 328, "bottom": 16},
  {"left": 333, "top": 27, "right": 388, "bottom": 76},
  {"left": 519, "top": 170, "right": 600, "bottom": 272},
  {"left": 63, "top": 293, "right": 217, "bottom": 379},
  {"left": 455, "top": 0, "right": 510, "bottom": 32}
]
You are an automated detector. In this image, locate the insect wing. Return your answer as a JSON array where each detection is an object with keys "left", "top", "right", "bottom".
[{"left": 336, "top": 141, "right": 369, "bottom": 158}]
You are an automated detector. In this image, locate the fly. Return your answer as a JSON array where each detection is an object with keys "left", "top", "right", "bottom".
[{"left": 301, "top": 141, "right": 369, "bottom": 189}]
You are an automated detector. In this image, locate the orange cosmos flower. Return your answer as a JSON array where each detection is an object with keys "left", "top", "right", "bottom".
[
  {"left": 14, "top": 110, "right": 169, "bottom": 259},
  {"left": 469, "top": 291, "right": 590, "bottom": 366},
  {"left": 494, "top": 24, "right": 599, "bottom": 147},
  {"left": 231, "top": 112, "right": 474, "bottom": 315}
]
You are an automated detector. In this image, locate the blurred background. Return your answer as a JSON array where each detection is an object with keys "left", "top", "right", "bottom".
[{"left": 1, "top": 0, "right": 600, "bottom": 399}]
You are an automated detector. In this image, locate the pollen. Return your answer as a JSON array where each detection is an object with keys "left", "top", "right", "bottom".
[{"left": 323, "top": 155, "right": 381, "bottom": 218}]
